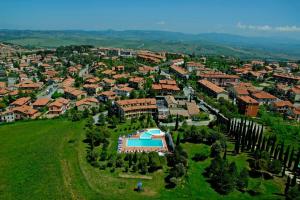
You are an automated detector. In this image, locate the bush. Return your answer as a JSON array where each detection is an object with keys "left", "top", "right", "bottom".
[{"left": 193, "top": 152, "right": 209, "bottom": 161}]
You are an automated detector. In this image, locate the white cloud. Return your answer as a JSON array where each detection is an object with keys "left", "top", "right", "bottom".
[
  {"left": 237, "top": 22, "right": 300, "bottom": 32},
  {"left": 156, "top": 21, "right": 166, "bottom": 25},
  {"left": 275, "top": 26, "right": 300, "bottom": 32}
]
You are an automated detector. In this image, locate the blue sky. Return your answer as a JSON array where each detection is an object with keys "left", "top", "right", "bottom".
[{"left": 0, "top": 0, "right": 300, "bottom": 38}]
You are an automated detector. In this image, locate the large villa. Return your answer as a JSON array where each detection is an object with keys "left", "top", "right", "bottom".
[{"left": 118, "top": 128, "right": 169, "bottom": 154}]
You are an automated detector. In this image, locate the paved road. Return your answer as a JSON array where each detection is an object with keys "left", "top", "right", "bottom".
[
  {"left": 79, "top": 65, "right": 89, "bottom": 77},
  {"left": 37, "top": 84, "right": 58, "bottom": 99},
  {"left": 93, "top": 111, "right": 108, "bottom": 124},
  {"left": 159, "top": 114, "right": 215, "bottom": 127}
]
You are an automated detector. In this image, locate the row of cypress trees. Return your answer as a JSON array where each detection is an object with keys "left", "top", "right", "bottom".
[{"left": 228, "top": 118, "right": 300, "bottom": 176}]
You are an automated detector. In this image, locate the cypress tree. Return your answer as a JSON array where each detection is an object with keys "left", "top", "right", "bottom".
[
  {"left": 251, "top": 125, "right": 259, "bottom": 152},
  {"left": 285, "top": 176, "right": 291, "bottom": 195},
  {"left": 265, "top": 137, "right": 271, "bottom": 153},
  {"left": 235, "top": 132, "right": 241, "bottom": 154},
  {"left": 282, "top": 145, "right": 291, "bottom": 177},
  {"left": 278, "top": 142, "right": 285, "bottom": 161},
  {"left": 247, "top": 121, "right": 254, "bottom": 150},
  {"left": 288, "top": 147, "right": 295, "bottom": 168},
  {"left": 274, "top": 144, "right": 280, "bottom": 160},
  {"left": 270, "top": 137, "right": 277, "bottom": 158},
  {"left": 223, "top": 143, "right": 227, "bottom": 160},
  {"left": 261, "top": 137, "right": 266, "bottom": 152},
  {"left": 291, "top": 174, "right": 297, "bottom": 187},
  {"left": 257, "top": 126, "right": 263, "bottom": 151},
  {"left": 176, "top": 133, "right": 181, "bottom": 146},
  {"left": 292, "top": 148, "right": 300, "bottom": 172},
  {"left": 175, "top": 114, "right": 179, "bottom": 131}
]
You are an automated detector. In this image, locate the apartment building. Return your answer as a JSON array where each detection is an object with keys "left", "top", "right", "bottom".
[{"left": 115, "top": 98, "right": 157, "bottom": 119}]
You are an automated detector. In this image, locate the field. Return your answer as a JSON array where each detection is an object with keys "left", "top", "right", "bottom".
[{"left": 0, "top": 119, "right": 285, "bottom": 200}]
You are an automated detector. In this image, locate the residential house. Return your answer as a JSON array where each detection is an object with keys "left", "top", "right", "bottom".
[
  {"left": 170, "top": 65, "right": 189, "bottom": 79},
  {"left": 32, "top": 98, "right": 51, "bottom": 110},
  {"left": 271, "top": 100, "right": 293, "bottom": 114},
  {"left": 13, "top": 105, "right": 40, "bottom": 120},
  {"left": 250, "top": 91, "right": 278, "bottom": 105},
  {"left": 10, "top": 97, "right": 31, "bottom": 108},
  {"left": 114, "top": 86, "right": 134, "bottom": 97},
  {"left": 152, "top": 80, "right": 180, "bottom": 95},
  {"left": 48, "top": 98, "right": 70, "bottom": 115},
  {"left": 83, "top": 84, "right": 102, "bottom": 95},
  {"left": 198, "top": 79, "right": 228, "bottom": 100},
  {"left": 129, "top": 77, "right": 145, "bottom": 89},
  {"left": 76, "top": 97, "right": 99, "bottom": 111},
  {"left": 198, "top": 72, "right": 239, "bottom": 86},
  {"left": 237, "top": 96, "right": 259, "bottom": 117},
  {"left": 97, "top": 90, "right": 116, "bottom": 102},
  {"left": 64, "top": 87, "right": 87, "bottom": 100}
]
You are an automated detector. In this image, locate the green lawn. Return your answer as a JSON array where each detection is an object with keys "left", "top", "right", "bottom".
[{"left": 0, "top": 119, "right": 285, "bottom": 200}]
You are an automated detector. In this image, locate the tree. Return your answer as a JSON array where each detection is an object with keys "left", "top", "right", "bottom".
[
  {"left": 288, "top": 147, "right": 295, "bottom": 168},
  {"left": 211, "top": 142, "right": 222, "bottom": 157},
  {"left": 293, "top": 149, "right": 300, "bottom": 173},
  {"left": 175, "top": 114, "right": 179, "bottom": 131},
  {"left": 282, "top": 145, "right": 291, "bottom": 176},
  {"left": 139, "top": 153, "right": 149, "bottom": 174},
  {"left": 291, "top": 174, "right": 297, "bottom": 187},
  {"left": 285, "top": 176, "right": 291, "bottom": 195},
  {"left": 176, "top": 133, "right": 181, "bottom": 146},
  {"left": 268, "top": 159, "right": 282, "bottom": 174},
  {"left": 237, "top": 168, "right": 249, "bottom": 191},
  {"left": 148, "top": 152, "right": 162, "bottom": 172},
  {"left": 287, "top": 185, "right": 300, "bottom": 200}
]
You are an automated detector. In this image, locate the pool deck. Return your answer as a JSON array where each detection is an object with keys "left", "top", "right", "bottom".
[{"left": 118, "top": 129, "right": 169, "bottom": 153}]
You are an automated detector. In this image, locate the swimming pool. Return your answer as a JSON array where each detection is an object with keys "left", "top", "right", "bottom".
[
  {"left": 140, "top": 128, "right": 163, "bottom": 139},
  {"left": 127, "top": 138, "right": 163, "bottom": 147}
]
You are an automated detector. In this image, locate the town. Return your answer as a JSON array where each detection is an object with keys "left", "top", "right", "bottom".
[
  {"left": 0, "top": 41, "right": 300, "bottom": 199},
  {"left": 1, "top": 44, "right": 299, "bottom": 123}
]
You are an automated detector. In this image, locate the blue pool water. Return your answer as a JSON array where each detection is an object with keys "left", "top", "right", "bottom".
[
  {"left": 127, "top": 138, "right": 163, "bottom": 147},
  {"left": 140, "top": 129, "right": 162, "bottom": 139}
]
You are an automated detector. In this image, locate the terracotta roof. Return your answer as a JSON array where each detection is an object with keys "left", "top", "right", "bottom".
[
  {"left": 0, "top": 88, "right": 9, "bottom": 95},
  {"left": 13, "top": 105, "right": 39, "bottom": 116},
  {"left": 251, "top": 91, "right": 277, "bottom": 99},
  {"left": 199, "top": 73, "right": 239, "bottom": 79},
  {"left": 238, "top": 96, "right": 258, "bottom": 104},
  {"left": 292, "top": 107, "right": 300, "bottom": 115},
  {"left": 152, "top": 84, "right": 180, "bottom": 91},
  {"left": 0, "top": 82, "right": 6, "bottom": 88},
  {"left": 290, "top": 87, "right": 300, "bottom": 94},
  {"left": 32, "top": 98, "right": 51, "bottom": 106},
  {"left": 49, "top": 98, "right": 69, "bottom": 108},
  {"left": 103, "top": 78, "right": 116, "bottom": 84},
  {"left": 116, "top": 98, "right": 156, "bottom": 106},
  {"left": 198, "top": 79, "right": 225, "bottom": 94},
  {"left": 159, "top": 80, "right": 177, "bottom": 85},
  {"left": 129, "top": 77, "right": 144, "bottom": 83},
  {"left": 234, "top": 87, "right": 249, "bottom": 96},
  {"left": 170, "top": 65, "right": 188, "bottom": 75},
  {"left": 83, "top": 84, "right": 99, "bottom": 89},
  {"left": 11, "top": 97, "right": 31, "bottom": 106},
  {"left": 273, "top": 100, "right": 293, "bottom": 108},
  {"left": 116, "top": 86, "right": 134, "bottom": 92},
  {"left": 65, "top": 87, "right": 86, "bottom": 97},
  {"left": 76, "top": 97, "right": 98, "bottom": 107}
]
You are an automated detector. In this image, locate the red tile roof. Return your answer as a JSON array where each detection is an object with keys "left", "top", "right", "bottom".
[{"left": 198, "top": 79, "right": 225, "bottom": 94}]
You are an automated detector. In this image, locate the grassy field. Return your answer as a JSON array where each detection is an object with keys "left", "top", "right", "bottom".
[{"left": 0, "top": 119, "right": 285, "bottom": 200}]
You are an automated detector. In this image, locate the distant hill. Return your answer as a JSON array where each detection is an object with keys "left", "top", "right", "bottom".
[{"left": 1, "top": 29, "right": 300, "bottom": 60}]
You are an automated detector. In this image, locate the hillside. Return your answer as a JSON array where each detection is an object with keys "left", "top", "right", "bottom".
[
  {"left": 1, "top": 30, "right": 300, "bottom": 60},
  {"left": 0, "top": 119, "right": 285, "bottom": 200}
]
